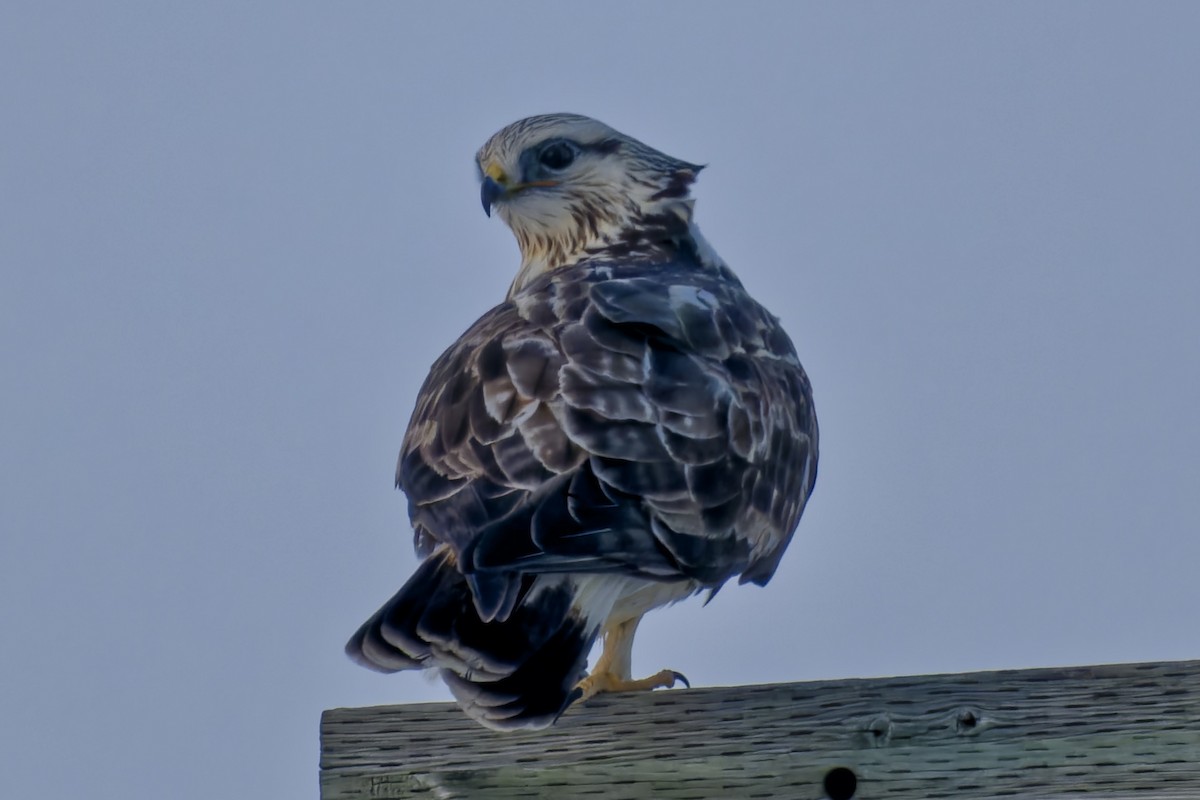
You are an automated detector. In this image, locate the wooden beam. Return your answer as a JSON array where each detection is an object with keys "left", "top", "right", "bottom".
[{"left": 321, "top": 659, "right": 1200, "bottom": 798}]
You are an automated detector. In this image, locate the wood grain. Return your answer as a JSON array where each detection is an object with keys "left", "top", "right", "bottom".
[{"left": 321, "top": 660, "right": 1200, "bottom": 798}]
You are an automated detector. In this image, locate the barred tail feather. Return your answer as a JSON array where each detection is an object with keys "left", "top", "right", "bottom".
[{"left": 346, "top": 550, "right": 613, "bottom": 730}]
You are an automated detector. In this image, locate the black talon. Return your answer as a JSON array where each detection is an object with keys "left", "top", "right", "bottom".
[
  {"left": 553, "top": 687, "right": 585, "bottom": 724},
  {"left": 672, "top": 671, "right": 690, "bottom": 688}
]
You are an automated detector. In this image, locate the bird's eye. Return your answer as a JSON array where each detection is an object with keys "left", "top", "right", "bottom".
[{"left": 538, "top": 141, "right": 576, "bottom": 171}]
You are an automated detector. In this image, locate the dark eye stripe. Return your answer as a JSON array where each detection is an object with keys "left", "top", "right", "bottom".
[{"left": 584, "top": 138, "right": 621, "bottom": 155}]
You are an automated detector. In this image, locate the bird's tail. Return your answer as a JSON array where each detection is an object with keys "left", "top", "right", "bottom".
[{"left": 345, "top": 550, "right": 599, "bottom": 730}]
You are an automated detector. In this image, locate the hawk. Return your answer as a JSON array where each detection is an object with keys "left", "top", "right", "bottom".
[{"left": 347, "top": 113, "right": 818, "bottom": 730}]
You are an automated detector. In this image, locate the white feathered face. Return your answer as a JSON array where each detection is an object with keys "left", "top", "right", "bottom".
[{"left": 475, "top": 114, "right": 702, "bottom": 290}]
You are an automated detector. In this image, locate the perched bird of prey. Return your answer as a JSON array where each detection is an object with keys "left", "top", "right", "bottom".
[{"left": 347, "top": 113, "right": 818, "bottom": 730}]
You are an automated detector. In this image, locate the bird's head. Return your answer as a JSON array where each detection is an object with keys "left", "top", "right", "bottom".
[{"left": 475, "top": 113, "right": 704, "bottom": 295}]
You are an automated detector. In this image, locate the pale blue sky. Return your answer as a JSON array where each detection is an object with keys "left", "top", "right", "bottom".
[{"left": 2, "top": 3, "right": 1198, "bottom": 798}]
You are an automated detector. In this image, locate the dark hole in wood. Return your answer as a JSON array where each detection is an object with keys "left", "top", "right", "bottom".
[{"left": 824, "top": 766, "right": 857, "bottom": 800}]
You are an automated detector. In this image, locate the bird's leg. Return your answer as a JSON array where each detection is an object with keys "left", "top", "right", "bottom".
[{"left": 573, "top": 615, "right": 689, "bottom": 703}]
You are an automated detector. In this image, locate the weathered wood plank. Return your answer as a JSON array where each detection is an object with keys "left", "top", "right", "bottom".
[{"left": 321, "top": 660, "right": 1200, "bottom": 798}]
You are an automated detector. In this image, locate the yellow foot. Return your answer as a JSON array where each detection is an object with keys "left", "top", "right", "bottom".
[{"left": 573, "top": 668, "right": 690, "bottom": 704}]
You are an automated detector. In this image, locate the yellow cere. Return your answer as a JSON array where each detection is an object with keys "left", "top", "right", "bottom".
[{"left": 484, "top": 163, "right": 508, "bottom": 184}]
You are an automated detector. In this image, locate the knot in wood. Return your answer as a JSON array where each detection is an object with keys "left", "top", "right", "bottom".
[
  {"left": 861, "top": 714, "right": 894, "bottom": 746},
  {"left": 954, "top": 706, "right": 983, "bottom": 736}
]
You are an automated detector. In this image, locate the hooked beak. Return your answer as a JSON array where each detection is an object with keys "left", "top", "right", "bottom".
[
  {"left": 479, "top": 162, "right": 559, "bottom": 217},
  {"left": 480, "top": 175, "right": 505, "bottom": 217}
]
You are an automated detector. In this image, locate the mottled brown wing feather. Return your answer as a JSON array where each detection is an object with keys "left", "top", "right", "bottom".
[{"left": 396, "top": 257, "right": 817, "bottom": 617}]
